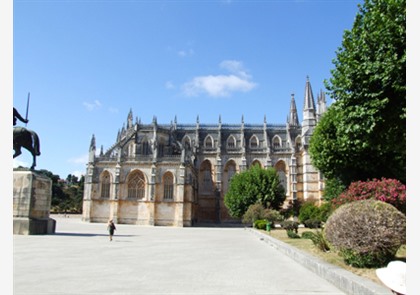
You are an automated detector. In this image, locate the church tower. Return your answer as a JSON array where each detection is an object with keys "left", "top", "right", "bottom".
[{"left": 299, "top": 76, "right": 323, "bottom": 202}]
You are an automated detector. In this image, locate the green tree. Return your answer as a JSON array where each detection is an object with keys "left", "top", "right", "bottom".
[
  {"left": 310, "top": 0, "right": 406, "bottom": 185},
  {"left": 224, "top": 165, "right": 286, "bottom": 218},
  {"left": 37, "top": 169, "right": 67, "bottom": 208},
  {"left": 323, "top": 177, "right": 346, "bottom": 202},
  {"left": 37, "top": 170, "right": 85, "bottom": 213},
  {"left": 63, "top": 175, "right": 85, "bottom": 213}
]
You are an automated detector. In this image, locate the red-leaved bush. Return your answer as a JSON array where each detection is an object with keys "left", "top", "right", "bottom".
[{"left": 332, "top": 178, "right": 406, "bottom": 214}]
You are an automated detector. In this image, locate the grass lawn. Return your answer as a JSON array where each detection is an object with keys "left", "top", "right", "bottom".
[{"left": 259, "top": 228, "right": 406, "bottom": 287}]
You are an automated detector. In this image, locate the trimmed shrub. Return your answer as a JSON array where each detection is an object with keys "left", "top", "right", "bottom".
[
  {"left": 280, "top": 220, "right": 299, "bottom": 233},
  {"left": 324, "top": 199, "right": 406, "bottom": 268},
  {"left": 242, "top": 203, "right": 266, "bottom": 224},
  {"left": 263, "top": 209, "right": 284, "bottom": 223},
  {"left": 253, "top": 219, "right": 268, "bottom": 230},
  {"left": 242, "top": 203, "right": 284, "bottom": 225},
  {"left": 332, "top": 178, "right": 406, "bottom": 214}
]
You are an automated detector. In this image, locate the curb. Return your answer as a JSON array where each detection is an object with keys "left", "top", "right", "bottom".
[{"left": 246, "top": 228, "right": 393, "bottom": 295}]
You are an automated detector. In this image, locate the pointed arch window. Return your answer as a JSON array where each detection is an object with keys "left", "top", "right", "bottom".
[
  {"left": 127, "top": 171, "right": 145, "bottom": 199},
  {"left": 182, "top": 136, "right": 191, "bottom": 149},
  {"left": 250, "top": 136, "right": 259, "bottom": 149},
  {"left": 227, "top": 136, "right": 236, "bottom": 149},
  {"left": 273, "top": 136, "right": 281, "bottom": 149},
  {"left": 205, "top": 136, "right": 213, "bottom": 148},
  {"left": 295, "top": 136, "right": 302, "bottom": 150},
  {"left": 141, "top": 139, "right": 149, "bottom": 155},
  {"left": 275, "top": 161, "right": 288, "bottom": 194},
  {"left": 163, "top": 172, "right": 174, "bottom": 200},
  {"left": 200, "top": 160, "right": 213, "bottom": 193},
  {"left": 158, "top": 142, "right": 165, "bottom": 157},
  {"left": 227, "top": 163, "right": 236, "bottom": 182},
  {"left": 278, "top": 170, "right": 287, "bottom": 191},
  {"left": 100, "top": 171, "right": 111, "bottom": 199}
]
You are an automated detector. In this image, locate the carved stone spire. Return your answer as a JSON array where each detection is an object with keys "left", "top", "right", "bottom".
[
  {"left": 88, "top": 134, "right": 96, "bottom": 163},
  {"left": 288, "top": 93, "right": 299, "bottom": 126},
  {"left": 127, "top": 108, "right": 133, "bottom": 129},
  {"left": 302, "top": 76, "right": 317, "bottom": 145},
  {"left": 317, "top": 89, "right": 327, "bottom": 120}
]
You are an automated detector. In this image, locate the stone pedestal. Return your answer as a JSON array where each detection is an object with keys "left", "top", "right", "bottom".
[{"left": 13, "top": 170, "right": 56, "bottom": 235}]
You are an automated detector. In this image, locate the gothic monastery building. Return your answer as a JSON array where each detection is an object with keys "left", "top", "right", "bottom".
[{"left": 82, "top": 78, "right": 327, "bottom": 226}]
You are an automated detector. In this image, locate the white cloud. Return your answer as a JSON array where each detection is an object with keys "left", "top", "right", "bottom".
[
  {"left": 83, "top": 100, "right": 102, "bottom": 111},
  {"left": 71, "top": 170, "right": 85, "bottom": 179},
  {"left": 220, "top": 60, "right": 251, "bottom": 79},
  {"left": 182, "top": 60, "right": 257, "bottom": 97},
  {"left": 178, "top": 48, "right": 194, "bottom": 57},
  {"left": 68, "top": 154, "right": 89, "bottom": 165},
  {"left": 165, "top": 81, "right": 175, "bottom": 89},
  {"left": 108, "top": 107, "right": 119, "bottom": 114}
]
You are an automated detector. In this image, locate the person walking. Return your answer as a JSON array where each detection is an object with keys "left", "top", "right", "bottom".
[{"left": 107, "top": 219, "right": 116, "bottom": 241}]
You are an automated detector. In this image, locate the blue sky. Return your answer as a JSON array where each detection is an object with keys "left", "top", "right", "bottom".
[{"left": 13, "top": 0, "right": 364, "bottom": 179}]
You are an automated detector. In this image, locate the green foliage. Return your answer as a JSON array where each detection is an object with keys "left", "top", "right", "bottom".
[
  {"left": 286, "top": 230, "right": 301, "bottom": 239},
  {"left": 243, "top": 203, "right": 283, "bottom": 225},
  {"left": 310, "top": 0, "right": 406, "bottom": 185},
  {"left": 263, "top": 209, "right": 284, "bottom": 223},
  {"left": 280, "top": 199, "right": 302, "bottom": 220},
  {"left": 332, "top": 178, "right": 406, "bottom": 214},
  {"left": 280, "top": 220, "right": 299, "bottom": 234},
  {"left": 317, "top": 202, "right": 333, "bottom": 223},
  {"left": 323, "top": 178, "right": 346, "bottom": 202},
  {"left": 302, "top": 230, "right": 330, "bottom": 252},
  {"left": 242, "top": 203, "right": 266, "bottom": 224},
  {"left": 324, "top": 199, "right": 406, "bottom": 268},
  {"left": 253, "top": 219, "right": 269, "bottom": 230},
  {"left": 339, "top": 249, "right": 387, "bottom": 268},
  {"left": 37, "top": 169, "right": 84, "bottom": 213},
  {"left": 301, "top": 231, "right": 314, "bottom": 239},
  {"left": 303, "top": 219, "right": 322, "bottom": 229},
  {"left": 37, "top": 169, "right": 67, "bottom": 208},
  {"left": 298, "top": 200, "right": 319, "bottom": 224},
  {"left": 298, "top": 199, "right": 333, "bottom": 226},
  {"left": 224, "top": 165, "right": 286, "bottom": 218}
]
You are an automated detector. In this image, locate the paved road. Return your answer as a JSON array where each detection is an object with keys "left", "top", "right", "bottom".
[{"left": 14, "top": 215, "right": 347, "bottom": 295}]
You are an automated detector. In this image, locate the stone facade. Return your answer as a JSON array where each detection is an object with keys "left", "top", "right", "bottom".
[{"left": 82, "top": 78, "right": 326, "bottom": 226}]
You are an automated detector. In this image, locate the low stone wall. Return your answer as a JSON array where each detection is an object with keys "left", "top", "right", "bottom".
[{"left": 247, "top": 228, "right": 393, "bottom": 295}]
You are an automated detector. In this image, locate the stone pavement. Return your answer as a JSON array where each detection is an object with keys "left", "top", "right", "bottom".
[{"left": 13, "top": 215, "right": 391, "bottom": 295}]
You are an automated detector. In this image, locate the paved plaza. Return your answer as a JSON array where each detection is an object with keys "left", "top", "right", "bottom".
[{"left": 13, "top": 215, "right": 384, "bottom": 295}]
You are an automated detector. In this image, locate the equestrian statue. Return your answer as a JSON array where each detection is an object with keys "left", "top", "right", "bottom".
[{"left": 13, "top": 103, "right": 41, "bottom": 170}]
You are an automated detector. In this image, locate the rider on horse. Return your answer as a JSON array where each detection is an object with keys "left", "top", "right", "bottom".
[
  {"left": 14, "top": 107, "right": 29, "bottom": 126},
  {"left": 13, "top": 107, "right": 40, "bottom": 170}
]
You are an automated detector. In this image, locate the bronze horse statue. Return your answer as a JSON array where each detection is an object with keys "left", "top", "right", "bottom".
[{"left": 13, "top": 127, "right": 41, "bottom": 170}]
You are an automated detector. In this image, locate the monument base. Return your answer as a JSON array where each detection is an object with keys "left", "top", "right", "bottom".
[
  {"left": 13, "top": 217, "right": 56, "bottom": 235},
  {"left": 13, "top": 169, "right": 56, "bottom": 235}
]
